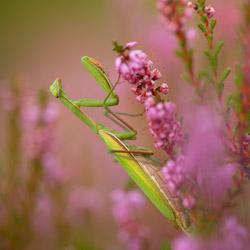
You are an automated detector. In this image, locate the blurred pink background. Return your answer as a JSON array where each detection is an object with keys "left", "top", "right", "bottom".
[{"left": 0, "top": 0, "right": 242, "bottom": 248}]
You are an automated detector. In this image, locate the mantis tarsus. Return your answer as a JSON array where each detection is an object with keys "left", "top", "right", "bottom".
[{"left": 50, "top": 56, "right": 191, "bottom": 232}]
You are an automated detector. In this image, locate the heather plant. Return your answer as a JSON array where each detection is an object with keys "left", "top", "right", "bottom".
[
  {"left": 1, "top": 0, "right": 250, "bottom": 250},
  {"left": 0, "top": 79, "right": 104, "bottom": 250},
  {"left": 49, "top": 0, "right": 250, "bottom": 249}
]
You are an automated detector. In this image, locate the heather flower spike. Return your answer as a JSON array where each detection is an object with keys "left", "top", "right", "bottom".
[{"left": 45, "top": 0, "right": 250, "bottom": 247}]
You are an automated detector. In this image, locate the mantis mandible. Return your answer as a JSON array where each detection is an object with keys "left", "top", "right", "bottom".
[{"left": 49, "top": 56, "right": 191, "bottom": 232}]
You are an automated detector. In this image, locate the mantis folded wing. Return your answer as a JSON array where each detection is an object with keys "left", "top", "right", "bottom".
[{"left": 49, "top": 56, "right": 191, "bottom": 232}]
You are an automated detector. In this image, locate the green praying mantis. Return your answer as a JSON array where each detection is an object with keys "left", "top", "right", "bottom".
[{"left": 49, "top": 56, "right": 192, "bottom": 232}]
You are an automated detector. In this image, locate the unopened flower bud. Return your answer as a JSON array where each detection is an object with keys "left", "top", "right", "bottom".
[
  {"left": 152, "top": 68, "right": 162, "bottom": 80},
  {"left": 159, "top": 82, "right": 169, "bottom": 95},
  {"left": 125, "top": 41, "right": 138, "bottom": 50},
  {"left": 205, "top": 5, "right": 215, "bottom": 18}
]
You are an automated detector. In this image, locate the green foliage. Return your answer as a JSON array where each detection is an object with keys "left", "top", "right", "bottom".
[
  {"left": 207, "top": 34, "right": 213, "bottom": 43},
  {"left": 204, "top": 50, "right": 211, "bottom": 58},
  {"left": 175, "top": 50, "right": 184, "bottom": 59},
  {"left": 112, "top": 41, "right": 123, "bottom": 53},
  {"left": 209, "top": 19, "right": 217, "bottom": 32},
  {"left": 198, "top": 70, "right": 214, "bottom": 83},
  {"left": 231, "top": 91, "right": 243, "bottom": 113},
  {"left": 181, "top": 73, "right": 192, "bottom": 83},
  {"left": 214, "top": 41, "right": 224, "bottom": 56},
  {"left": 210, "top": 55, "right": 218, "bottom": 71},
  {"left": 197, "top": 0, "right": 205, "bottom": 9},
  {"left": 198, "top": 23, "right": 207, "bottom": 34},
  {"left": 200, "top": 15, "right": 208, "bottom": 23},
  {"left": 216, "top": 82, "right": 224, "bottom": 96},
  {"left": 220, "top": 67, "right": 231, "bottom": 83},
  {"left": 233, "top": 63, "right": 244, "bottom": 87},
  {"left": 226, "top": 93, "right": 233, "bottom": 108},
  {"left": 161, "top": 240, "right": 172, "bottom": 250}
]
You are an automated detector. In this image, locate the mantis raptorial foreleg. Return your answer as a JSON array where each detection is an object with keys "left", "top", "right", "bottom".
[{"left": 74, "top": 57, "right": 136, "bottom": 133}]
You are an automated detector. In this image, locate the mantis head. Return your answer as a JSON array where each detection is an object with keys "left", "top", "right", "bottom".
[{"left": 50, "top": 78, "right": 62, "bottom": 98}]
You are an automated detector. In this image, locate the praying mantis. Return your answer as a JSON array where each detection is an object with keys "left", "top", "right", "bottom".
[{"left": 49, "top": 56, "right": 192, "bottom": 232}]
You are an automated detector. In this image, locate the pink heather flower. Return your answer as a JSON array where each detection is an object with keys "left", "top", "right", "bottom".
[
  {"left": 115, "top": 42, "right": 166, "bottom": 104},
  {"left": 205, "top": 5, "right": 215, "bottom": 18},
  {"left": 157, "top": 0, "right": 195, "bottom": 32},
  {"left": 184, "top": 107, "right": 237, "bottom": 209},
  {"left": 216, "top": 217, "right": 250, "bottom": 250},
  {"left": 111, "top": 189, "right": 145, "bottom": 224},
  {"left": 21, "top": 100, "right": 60, "bottom": 161},
  {"left": 21, "top": 103, "right": 40, "bottom": 130},
  {"left": 172, "top": 236, "right": 201, "bottom": 250},
  {"left": 111, "top": 189, "right": 148, "bottom": 250},
  {"left": 67, "top": 187, "right": 103, "bottom": 227},
  {"left": 243, "top": 133, "right": 250, "bottom": 154},
  {"left": 187, "top": 1, "right": 195, "bottom": 9},
  {"left": 43, "top": 102, "right": 59, "bottom": 124},
  {"left": 146, "top": 101, "right": 183, "bottom": 154},
  {"left": 42, "top": 153, "right": 66, "bottom": 185},
  {"left": 182, "top": 195, "right": 196, "bottom": 209},
  {"left": 33, "top": 195, "right": 53, "bottom": 233},
  {"left": 162, "top": 155, "right": 195, "bottom": 208},
  {"left": 125, "top": 41, "right": 138, "bottom": 50},
  {"left": 172, "top": 217, "right": 250, "bottom": 250},
  {"left": 186, "top": 28, "right": 197, "bottom": 40},
  {"left": 159, "top": 82, "right": 169, "bottom": 95},
  {"left": 152, "top": 68, "right": 162, "bottom": 80}
]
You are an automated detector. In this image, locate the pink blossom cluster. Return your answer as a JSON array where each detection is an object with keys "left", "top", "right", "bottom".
[
  {"left": 21, "top": 101, "right": 66, "bottom": 184},
  {"left": 67, "top": 187, "right": 103, "bottom": 227},
  {"left": 21, "top": 102, "right": 58, "bottom": 159},
  {"left": 115, "top": 42, "right": 183, "bottom": 155},
  {"left": 243, "top": 133, "right": 250, "bottom": 155},
  {"left": 157, "top": 0, "right": 195, "bottom": 32},
  {"left": 161, "top": 155, "right": 195, "bottom": 209},
  {"left": 145, "top": 100, "right": 183, "bottom": 154},
  {"left": 172, "top": 217, "right": 250, "bottom": 250},
  {"left": 115, "top": 41, "right": 168, "bottom": 104},
  {"left": 0, "top": 83, "right": 18, "bottom": 111},
  {"left": 110, "top": 189, "right": 149, "bottom": 250}
]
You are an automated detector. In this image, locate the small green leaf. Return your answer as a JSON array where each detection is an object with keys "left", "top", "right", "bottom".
[
  {"left": 198, "top": 70, "right": 214, "bottom": 83},
  {"left": 112, "top": 41, "right": 124, "bottom": 53},
  {"left": 231, "top": 91, "right": 242, "bottom": 112},
  {"left": 226, "top": 93, "right": 233, "bottom": 108},
  {"left": 211, "top": 55, "right": 218, "bottom": 71},
  {"left": 233, "top": 76, "right": 242, "bottom": 87},
  {"left": 198, "top": 23, "right": 207, "bottom": 34},
  {"left": 235, "top": 63, "right": 243, "bottom": 78},
  {"left": 234, "top": 63, "right": 243, "bottom": 87},
  {"left": 209, "top": 19, "right": 217, "bottom": 32},
  {"left": 215, "top": 41, "right": 224, "bottom": 56},
  {"left": 220, "top": 67, "right": 231, "bottom": 83},
  {"left": 175, "top": 50, "right": 184, "bottom": 59},
  {"left": 201, "top": 15, "right": 208, "bottom": 23},
  {"left": 181, "top": 73, "right": 192, "bottom": 83},
  {"left": 204, "top": 50, "right": 211, "bottom": 58},
  {"left": 207, "top": 34, "right": 213, "bottom": 43},
  {"left": 216, "top": 82, "right": 225, "bottom": 96}
]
